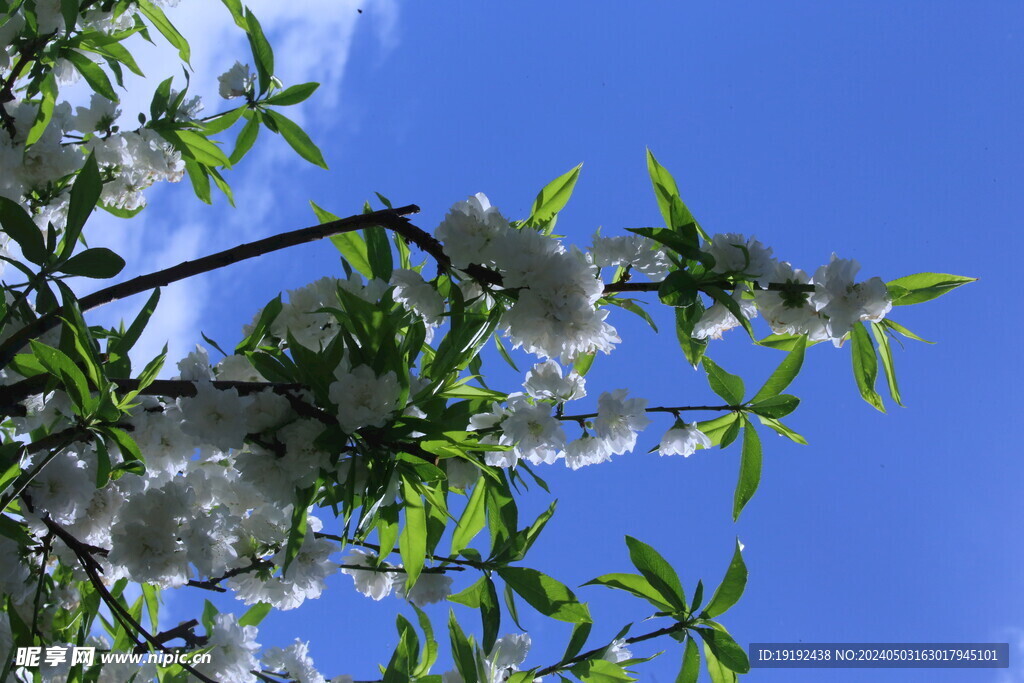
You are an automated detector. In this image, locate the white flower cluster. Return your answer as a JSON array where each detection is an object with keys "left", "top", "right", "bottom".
[
  {"left": 437, "top": 194, "right": 620, "bottom": 361},
  {"left": 441, "top": 633, "right": 535, "bottom": 683},
  {"left": 340, "top": 549, "right": 454, "bottom": 607},
  {"left": 694, "top": 234, "right": 893, "bottom": 346}
]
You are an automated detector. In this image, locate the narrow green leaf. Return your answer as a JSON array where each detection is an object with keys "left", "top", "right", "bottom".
[
  {"left": 230, "top": 115, "right": 260, "bottom": 165},
  {"left": 870, "top": 322, "right": 902, "bottom": 406},
  {"left": 850, "top": 322, "right": 885, "bottom": 412},
  {"left": 161, "top": 128, "right": 232, "bottom": 168},
  {"left": 677, "top": 636, "right": 701, "bottom": 683},
  {"left": 703, "top": 539, "right": 747, "bottom": 618},
  {"left": 311, "top": 201, "right": 373, "bottom": 278},
  {"left": 412, "top": 604, "right": 439, "bottom": 677},
  {"left": 200, "top": 105, "right": 246, "bottom": 135},
  {"left": 364, "top": 224, "right": 393, "bottom": 280},
  {"left": 281, "top": 485, "right": 315, "bottom": 574},
  {"left": 702, "top": 358, "right": 744, "bottom": 405},
  {"left": 624, "top": 536, "right": 687, "bottom": 613},
  {"left": 244, "top": 8, "right": 274, "bottom": 94},
  {"left": 582, "top": 573, "right": 675, "bottom": 612},
  {"left": 562, "top": 622, "right": 592, "bottom": 664},
  {"left": 448, "top": 611, "right": 478, "bottom": 683},
  {"left": 755, "top": 415, "right": 807, "bottom": 445},
  {"left": 63, "top": 154, "right": 102, "bottom": 255},
  {"left": 527, "top": 163, "right": 582, "bottom": 228},
  {"left": 238, "top": 602, "right": 272, "bottom": 627},
  {"left": 26, "top": 72, "right": 57, "bottom": 146},
  {"left": 751, "top": 335, "right": 806, "bottom": 402},
  {"left": 138, "top": 0, "right": 190, "bottom": 62},
  {"left": 573, "top": 659, "right": 636, "bottom": 682},
  {"left": 399, "top": 477, "right": 427, "bottom": 588},
  {"left": 497, "top": 567, "right": 592, "bottom": 623},
  {"left": 674, "top": 304, "right": 708, "bottom": 368},
  {"left": 703, "top": 286, "right": 755, "bottom": 338},
  {"left": 886, "top": 272, "right": 976, "bottom": 305},
  {"left": 732, "top": 420, "right": 762, "bottom": 521},
  {"left": 30, "top": 340, "right": 91, "bottom": 414},
  {"left": 264, "top": 82, "right": 320, "bottom": 106},
  {"left": 0, "top": 197, "right": 47, "bottom": 264},
  {"left": 63, "top": 50, "right": 118, "bottom": 102},
  {"left": 881, "top": 319, "right": 935, "bottom": 344},
  {"left": 451, "top": 477, "right": 486, "bottom": 556},
  {"left": 265, "top": 109, "right": 327, "bottom": 168}
]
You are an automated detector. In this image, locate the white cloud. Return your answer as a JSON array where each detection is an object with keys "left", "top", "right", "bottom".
[{"left": 79, "top": 0, "right": 400, "bottom": 375}]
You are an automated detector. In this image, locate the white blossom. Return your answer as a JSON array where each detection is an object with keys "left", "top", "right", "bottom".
[
  {"left": 658, "top": 424, "right": 712, "bottom": 457},
  {"left": 341, "top": 549, "right": 396, "bottom": 600},
  {"left": 218, "top": 61, "right": 255, "bottom": 99},
  {"left": 329, "top": 362, "right": 402, "bottom": 433},
  {"left": 523, "top": 360, "right": 586, "bottom": 402},
  {"left": 594, "top": 389, "right": 651, "bottom": 455}
]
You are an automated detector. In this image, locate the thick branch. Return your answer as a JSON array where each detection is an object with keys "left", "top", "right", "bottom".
[{"left": 0, "top": 205, "right": 420, "bottom": 368}]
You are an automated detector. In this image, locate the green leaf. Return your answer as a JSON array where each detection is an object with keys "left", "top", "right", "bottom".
[
  {"left": 184, "top": 158, "right": 212, "bottom": 204},
  {"left": 364, "top": 224, "right": 393, "bottom": 280},
  {"left": 451, "top": 477, "right": 486, "bottom": 555},
  {"left": 751, "top": 335, "right": 806, "bottom": 402},
  {"left": 63, "top": 50, "right": 118, "bottom": 102},
  {"left": 238, "top": 602, "right": 272, "bottom": 627},
  {"left": 244, "top": 8, "right": 274, "bottom": 94},
  {"left": 703, "top": 539, "right": 747, "bottom": 618},
  {"left": 881, "top": 319, "right": 934, "bottom": 344},
  {"left": 870, "top": 321, "right": 902, "bottom": 406},
  {"left": 235, "top": 294, "right": 281, "bottom": 353},
  {"left": 281, "top": 485, "right": 315, "bottom": 574},
  {"left": 63, "top": 154, "right": 102, "bottom": 254},
  {"left": 674, "top": 304, "right": 708, "bottom": 368},
  {"left": 311, "top": 201, "right": 373, "bottom": 277},
  {"left": 659, "top": 270, "right": 700, "bottom": 308},
  {"left": 850, "top": 322, "right": 885, "bottom": 412},
  {"left": 160, "top": 128, "right": 232, "bottom": 168},
  {"left": 399, "top": 476, "right": 427, "bottom": 589},
  {"left": 26, "top": 72, "right": 57, "bottom": 146},
  {"left": 200, "top": 105, "right": 246, "bottom": 135},
  {"left": 527, "top": 163, "right": 582, "bottom": 229},
  {"left": 264, "top": 82, "right": 320, "bottom": 106},
  {"left": 703, "top": 285, "right": 755, "bottom": 338},
  {"left": 582, "top": 573, "right": 675, "bottom": 612},
  {"left": 562, "top": 622, "right": 592, "bottom": 663},
  {"left": 702, "top": 639, "right": 738, "bottom": 683},
  {"left": 756, "top": 333, "right": 808, "bottom": 351},
  {"left": 755, "top": 415, "right": 807, "bottom": 445},
  {"left": 58, "top": 248, "right": 125, "bottom": 279},
  {"left": 497, "top": 567, "right": 592, "bottom": 623},
  {"left": 0, "top": 196, "right": 47, "bottom": 264},
  {"left": 886, "top": 272, "right": 976, "bottom": 306},
  {"left": 101, "top": 426, "right": 144, "bottom": 465},
  {"left": 30, "top": 340, "right": 92, "bottom": 414},
  {"left": 702, "top": 358, "right": 744, "bottom": 405},
  {"left": 747, "top": 394, "right": 799, "bottom": 419},
  {"left": 138, "top": 0, "right": 190, "bottom": 62},
  {"left": 732, "top": 420, "right": 762, "bottom": 522},
  {"left": 219, "top": 0, "right": 247, "bottom": 29},
  {"left": 265, "top": 109, "right": 327, "bottom": 168},
  {"left": 695, "top": 627, "right": 749, "bottom": 674},
  {"left": 412, "top": 604, "right": 439, "bottom": 677},
  {"left": 230, "top": 115, "right": 260, "bottom": 165},
  {"left": 573, "top": 659, "right": 636, "bottom": 682},
  {"left": 448, "top": 610, "right": 478, "bottom": 683},
  {"left": 628, "top": 226, "right": 701, "bottom": 260},
  {"left": 677, "top": 636, "right": 701, "bottom": 683},
  {"left": 383, "top": 614, "right": 418, "bottom": 683},
  {"left": 624, "top": 536, "right": 687, "bottom": 613},
  {"left": 647, "top": 149, "right": 696, "bottom": 229}
]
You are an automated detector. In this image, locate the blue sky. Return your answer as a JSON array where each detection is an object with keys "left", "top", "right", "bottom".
[{"left": 89, "top": 1, "right": 1023, "bottom": 680}]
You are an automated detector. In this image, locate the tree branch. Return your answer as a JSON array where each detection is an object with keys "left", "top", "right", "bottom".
[{"left": 0, "top": 205, "right": 420, "bottom": 368}]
